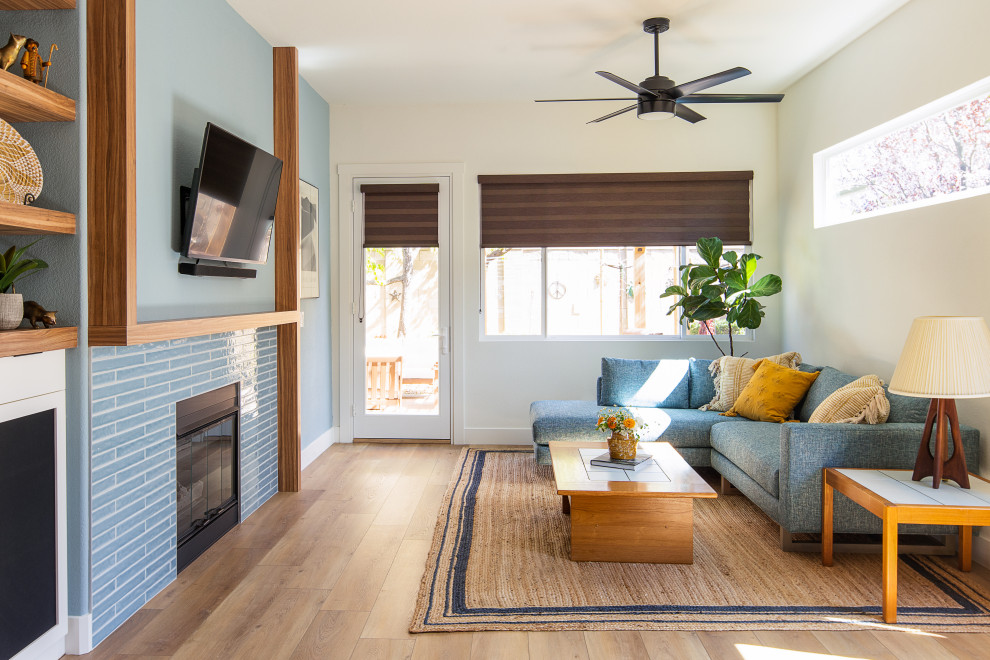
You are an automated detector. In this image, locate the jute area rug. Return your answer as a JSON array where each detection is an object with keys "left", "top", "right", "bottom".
[{"left": 410, "top": 448, "right": 990, "bottom": 632}]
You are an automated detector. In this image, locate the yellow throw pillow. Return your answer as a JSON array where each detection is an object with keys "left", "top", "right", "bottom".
[
  {"left": 721, "top": 360, "right": 819, "bottom": 423},
  {"left": 809, "top": 375, "right": 890, "bottom": 424},
  {"left": 700, "top": 351, "right": 802, "bottom": 412}
]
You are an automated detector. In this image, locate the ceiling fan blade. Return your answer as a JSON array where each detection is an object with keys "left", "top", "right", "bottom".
[
  {"left": 675, "top": 105, "right": 706, "bottom": 124},
  {"left": 587, "top": 104, "right": 638, "bottom": 124},
  {"left": 677, "top": 93, "right": 784, "bottom": 104},
  {"left": 535, "top": 97, "right": 637, "bottom": 103},
  {"left": 596, "top": 71, "right": 658, "bottom": 97},
  {"left": 666, "top": 67, "right": 751, "bottom": 98}
]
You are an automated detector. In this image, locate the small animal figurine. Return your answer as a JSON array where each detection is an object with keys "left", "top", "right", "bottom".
[
  {"left": 0, "top": 34, "right": 27, "bottom": 72},
  {"left": 20, "top": 38, "right": 49, "bottom": 84},
  {"left": 23, "top": 300, "right": 56, "bottom": 329}
]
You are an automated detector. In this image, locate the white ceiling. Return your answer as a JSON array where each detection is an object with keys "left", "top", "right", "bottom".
[{"left": 226, "top": 0, "right": 910, "bottom": 105}]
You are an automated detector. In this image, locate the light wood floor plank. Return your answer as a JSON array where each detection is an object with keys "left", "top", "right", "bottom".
[
  {"left": 404, "top": 484, "right": 448, "bottom": 541},
  {"left": 584, "top": 631, "right": 651, "bottom": 660},
  {"left": 284, "top": 512, "right": 377, "bottom": 590},
  {"left": 639, "top": 631, "right": 711, "bottom": 660},
  {"left": 813, "top": 631, "right": 897, "bottom": 659},
  {"left": 349, "top": 638, "right": 416, "bottom": 660},
  {"left": 73, "top": 610, "right": 160, "bottom": 660},
  {"left": 872, "top": 631, "right": 961, "bottom": 660},
  {"left": 754, "top": 631, "right": 830, "bottom": 654},
  {"left": 410, "top": 632, "right": 474, "bottom": 660},
  {"left": 224, "top": 588, "right": 329, "bottom": 660},
  {"left": 934, "top": 631, "right": 990, "bottom": 659},
  {"left": 697, "top": 631, "right": 761, "bottom": 660},
  {"left": 323, "top": 524, "right": 406, "bottom": 611},
  {"left": 361, "top": 539, "right": 432, "bottom": 640},
  {"left": 528, "top": 631, "right": 590, "bottom": 660},
  {"left": 259, "top": 499, "right": 354, "bottom": 566},
  {"left": 289, "top": 610, "right": 369, "bottom": 660},
  {"left": 470, "top": 631, "right": 530, "bottom": 659}
]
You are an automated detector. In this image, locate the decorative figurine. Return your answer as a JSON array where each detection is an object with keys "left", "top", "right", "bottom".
[
  {"left": 20, "top": 39, "right": 50, "bottom": 85},
  {"left": 0, "top": 34, "right": 26, "bottom": 72},
  {"left": 22, "top": 300, "right": 56, "bottom": 328},
  {"left": 43, "top": 43, "right": 57, "bottom": 88}
]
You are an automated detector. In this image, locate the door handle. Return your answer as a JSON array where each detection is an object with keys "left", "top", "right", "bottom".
[{"left": 433, "top": 327, "right": 449, "bottom": 355}]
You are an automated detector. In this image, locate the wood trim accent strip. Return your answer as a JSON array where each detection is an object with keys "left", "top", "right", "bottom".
[
  {"left": 0, "top": 326, "right": 78, "bottom": 358},
  {"left": 87, "top": 0, "right": 136, "bottom": 328},
  {"left": 273, "top": 46, "right": 301, "bottom": 492},
  {"left": 86, "top": 312, "right": 299, "bottom": 346},
  {"left": 0, "top": 201, "right": 75, "bottom": 235},
  {"left": 0, "top": 68, "right": 76, "bottom": 122},
  {"left": 0, "top": 0, "right": 75, "bottom": 8}
]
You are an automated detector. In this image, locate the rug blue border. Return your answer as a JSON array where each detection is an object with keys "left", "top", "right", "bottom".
[{"left": 417, "top": 448, "right": 990, "bottom": 629}]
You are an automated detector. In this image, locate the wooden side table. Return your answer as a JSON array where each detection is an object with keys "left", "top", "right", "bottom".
[{"left": 822, "top": 467, "right": 990, "bottom": 623}]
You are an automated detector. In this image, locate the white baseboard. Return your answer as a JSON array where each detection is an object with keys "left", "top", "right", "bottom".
[
  {"left": 64, "top": 613, "right": 93, "bottom": 655},
  {"left": 974, "top": 531, "right": 990, "bottom": 569},
  {"left": 301, "top": 428, "right": 336, "bottom": 469},
  {"left": 458, "top": 428, "right": 531, "bottom": 446}
]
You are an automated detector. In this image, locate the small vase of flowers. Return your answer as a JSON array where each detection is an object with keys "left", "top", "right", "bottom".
[{"left": 596, "top": 408, "right": 647, "bottom": 460}]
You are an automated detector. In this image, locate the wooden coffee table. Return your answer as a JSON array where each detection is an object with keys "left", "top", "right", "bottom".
[{"left": 549, "top": 441, "right": 716, "bottom": 564}]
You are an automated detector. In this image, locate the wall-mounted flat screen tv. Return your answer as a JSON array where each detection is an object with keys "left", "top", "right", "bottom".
[{"left": 181, "top": 123, "right": 283, "bottom": 265}]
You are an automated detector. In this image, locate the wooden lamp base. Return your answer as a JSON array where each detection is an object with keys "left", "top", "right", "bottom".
[{"left": 913, "top": 398, "right": 970, "bottom": 489}]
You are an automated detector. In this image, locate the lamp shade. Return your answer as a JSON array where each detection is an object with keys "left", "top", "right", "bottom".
[{"left": 888, "top": 316, "right": 990, "bottom": 398}]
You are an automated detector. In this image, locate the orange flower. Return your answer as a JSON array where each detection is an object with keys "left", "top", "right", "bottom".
[
  {"left": 597, "top": 416, "right": 604, "bottom": 425},
  {"left": 623, "top": 418, "right": 636, "bottom": 429},
  {"left": 606, "top": 416, "right": 617, "bottom": 429}
]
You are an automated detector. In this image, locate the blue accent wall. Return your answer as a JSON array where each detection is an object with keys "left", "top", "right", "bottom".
[
  {"left": 134, "top": 0, "right": 276, "bottom": 322},
  {"left": 298, "top": 77, "right": 333, "bottom": 448},
  {"left": 89, "top": 328, "right": 278, "bottom": 645}
]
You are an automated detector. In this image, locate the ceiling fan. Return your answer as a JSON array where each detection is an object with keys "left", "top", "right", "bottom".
[{"left": 536, "top": 17, "right": 784, "bottom": 124}]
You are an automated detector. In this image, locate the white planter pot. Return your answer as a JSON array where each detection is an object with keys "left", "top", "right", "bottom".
[{"left": 0, "top": 293, "right": 23, "bottom": 329}]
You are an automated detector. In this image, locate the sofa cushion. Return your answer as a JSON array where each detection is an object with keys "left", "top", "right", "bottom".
[
  {"left": 797, "top": 366, "right": 857, "bottom": 422},
  {"left": 701, "top": 351, "right": 802, "bottom": 412},
  {"left": 530, "top": 400, "right": 751, "bottom": 448},
  {"left": 688, "top": 358, "right": 716, "bottom": 409},
  {"left": 809, "top": 374, "right": 889, "bottom": 424},
  {"left": 885, "top": 389, "right": 930, "bottom": 423},
  {"left": 710, "top": 422, "right": 783, "bottom": 497},
  {"left": 600, "top": 358, "right": 690, "bottom": 408},
  {"left": 723, "top": 360, "right": 819, "bottom": 423}
]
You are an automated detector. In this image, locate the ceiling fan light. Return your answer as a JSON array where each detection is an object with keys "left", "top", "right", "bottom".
[{"left": 637, "top": 98, "right": 675, "bottom": 120}]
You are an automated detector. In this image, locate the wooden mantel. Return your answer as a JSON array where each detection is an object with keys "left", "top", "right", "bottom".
[{"left": 87, "top": 0, "right": 302, "bottom": 491}]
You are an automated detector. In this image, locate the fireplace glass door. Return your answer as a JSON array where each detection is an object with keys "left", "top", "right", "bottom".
[{"left": 176, "top": 413, "right": 237, "bottom": 547}]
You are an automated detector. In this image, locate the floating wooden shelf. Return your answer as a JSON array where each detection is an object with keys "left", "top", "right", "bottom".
[
  {"left": 0, "top": 326, "right": 77, "bottom": 358},
  {"left": 0, "top": 200, "right": 75, "bottom": 234},
  {"left": 0, "top": 68, "right": 76, "bottom": 123},
  {"left": 89, "top": 310, "right": 300, "bottom": 346},
  {"left": 0, "top": 0, "right": 75, "bottom": 10}
]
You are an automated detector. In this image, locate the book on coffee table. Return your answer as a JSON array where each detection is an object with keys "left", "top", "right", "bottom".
[{"left": 589, "top": 452, "right": 653, "bottom": 471}]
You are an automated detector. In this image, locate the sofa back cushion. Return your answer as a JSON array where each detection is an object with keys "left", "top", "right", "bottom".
[
  {"left": 798, "top": 366, "right": 856, "bottom": 422},
  {"left": 600, "top": 358, "right": 690, "bottom": 408},
  {"left": 885, "top": 389, "right": 931, "bottom": 423},
  {"left": 689, "top": 358, "right": 716, "bottom": 409}
]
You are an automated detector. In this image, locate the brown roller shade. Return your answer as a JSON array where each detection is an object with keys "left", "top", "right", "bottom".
[
  {"left": 478, "top": 172, "right": 752, "bottom": 247},
  {"left": 361, "top": 183, "right": 440, "bottom": 248}
]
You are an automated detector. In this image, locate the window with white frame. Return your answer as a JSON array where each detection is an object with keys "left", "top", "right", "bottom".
[
  {"left": 483, "top": 245, "right": 747, "bottom": 338},
  {"left": 815, "top": 75, "right": 990, "bottom": 227}
]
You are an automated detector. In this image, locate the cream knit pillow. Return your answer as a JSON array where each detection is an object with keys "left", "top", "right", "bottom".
[
  {"left": 700, "top": 351, "right": 802, "bottom": 412},
  {"left": 809, "top": 374, "right": 890, "bottom": 424}
]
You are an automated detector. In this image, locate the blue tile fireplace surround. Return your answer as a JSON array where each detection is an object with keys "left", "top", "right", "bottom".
[{"left": 89, "top": 328, "right": 278, "bottom": 644}]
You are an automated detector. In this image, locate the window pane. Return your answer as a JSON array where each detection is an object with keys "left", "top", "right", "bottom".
[
  {"left": 817, "top": 82, "right": 990, "bottom": 226},
  {"left": 684, "top": 245, "right": 747, "bottom": 336},
  {"left": 546, "top": 247, "right": 677, "bottom": 336},
  {"left": 484, "top": 248, "right": 541, "bottom": 335}
]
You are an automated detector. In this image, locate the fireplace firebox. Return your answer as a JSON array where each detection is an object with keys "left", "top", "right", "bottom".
[{"left": 176, "top": 383, "right": 240, "bottom": 572}]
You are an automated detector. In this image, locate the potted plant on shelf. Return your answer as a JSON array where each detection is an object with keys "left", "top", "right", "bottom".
[
  {"left": 0, "top": 240, "right": 47, "bottom": 330},
  {"left": 660, "top": 237, "right": 782, "bottom": 357},
  {"left": 596, "top": 408, "right": 647, "bottom": 460}
]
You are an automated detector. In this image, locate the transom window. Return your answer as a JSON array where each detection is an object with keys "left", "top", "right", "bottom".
[{"left": 815, "top": 75, "right": 990, "bottom": 227}]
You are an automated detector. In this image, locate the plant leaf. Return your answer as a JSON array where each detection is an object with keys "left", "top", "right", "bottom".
[
  {"left": 749, "top": 273, "right": 782, "bottom": 297},
  {"left": 725, "top": 271, "right": 748, "bottom": 293},
  {"left": 659, "top": 285, "right": 688, "bottom": 299},
  {"left": 689, "top": 299, "right": 727, "bottom": 321},
  {"left": 740, "top": 253, "right": 760, "bottom": 283},
  {"left": 696, "top": 237, "right": 723, "bottom": 269},
  {"left": 687, "top": 265, "right": 717, "bottom": 290},
  {"left": 722, "top": 251, "right": 738, "bottom": 267},
  {"left": 700, "top": 284, "right": 724, "bottom": 301},
  {"left": 735, "top": 298, "right": 765, "bottom": 328}
]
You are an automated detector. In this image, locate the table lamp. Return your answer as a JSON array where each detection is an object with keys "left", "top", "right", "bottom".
[{"left": 888, "top": 316, "right": 990, "bottom": 489}]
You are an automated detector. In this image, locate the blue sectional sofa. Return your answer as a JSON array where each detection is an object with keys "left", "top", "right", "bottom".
[{"left": 530, "top": 357, "right": 981, "bottom": 549}]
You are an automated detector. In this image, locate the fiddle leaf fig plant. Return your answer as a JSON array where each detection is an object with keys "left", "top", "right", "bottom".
[
  {"left": 0, "top": 239, "right": 48, "bottom": 294},
  {"left": 660, "top": 237, "right": 781, "bottom": 357}
]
